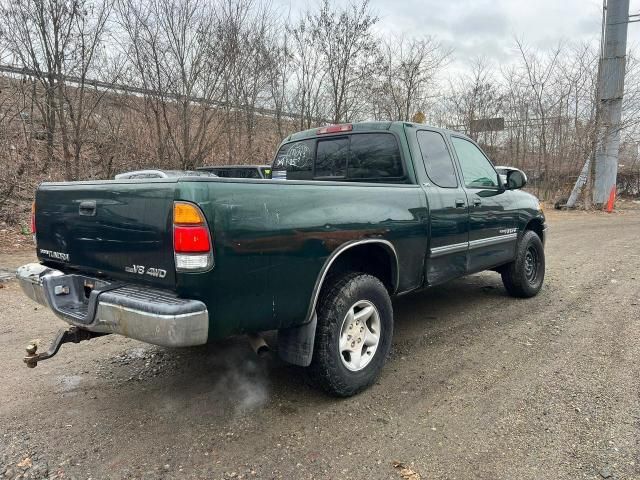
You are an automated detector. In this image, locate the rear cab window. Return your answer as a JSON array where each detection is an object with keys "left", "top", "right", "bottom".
[
  {"left": 272, "top": 133, "right": 406, "bottom": 183},
  {"left": 316, "top": 138, "right": 348, "bottom": 178}
]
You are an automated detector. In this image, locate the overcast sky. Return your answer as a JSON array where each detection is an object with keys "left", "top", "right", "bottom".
[{"left": 274, "top": 0, "right": 640, "bottom": 77}]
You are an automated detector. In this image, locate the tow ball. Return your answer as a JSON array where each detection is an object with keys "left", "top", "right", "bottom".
[{"left": 24, "top": 327, "right": 108, "bottom": 368}]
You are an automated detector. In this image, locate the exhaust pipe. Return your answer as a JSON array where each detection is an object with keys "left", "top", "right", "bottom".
[{"left": 247, "top": 333, "right": 270, "bottom": 357}]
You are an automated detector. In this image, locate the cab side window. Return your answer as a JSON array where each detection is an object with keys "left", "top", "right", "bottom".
[
  {"left": 349, "top": 133, "right": 403, "bottom": 180},
  {"left": 451, "top": 137, "right": 499, "bottom": 189},
  {"left": 416, "top": 131, "right": 458, "bottom": 188}
]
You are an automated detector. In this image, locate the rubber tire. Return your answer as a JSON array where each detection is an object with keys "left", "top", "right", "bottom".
[
  {"left": 501, "top": 230, "right": 545, "bottom": 298},
  {"left": 308, "top": 272, "right": 393, "bottom": 397}
]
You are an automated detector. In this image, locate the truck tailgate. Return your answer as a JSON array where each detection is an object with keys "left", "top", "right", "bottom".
[{"left": 34, "top": 180, "right": 177, "bottom": 288}]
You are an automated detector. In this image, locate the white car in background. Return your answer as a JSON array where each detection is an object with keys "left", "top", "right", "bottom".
[{"left": 115, "top": 170, "right": 217, "bottom": 179}]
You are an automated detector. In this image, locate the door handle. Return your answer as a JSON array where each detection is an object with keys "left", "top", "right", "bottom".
[
  {"left": 455, "top": 199, "right": 466, "bottom": 208},
  {"left": 78, "top": 200, "right": 97, "bottom": 216},
  {"left": 473, "top": 199, "right": 482, "bottom": 207}
]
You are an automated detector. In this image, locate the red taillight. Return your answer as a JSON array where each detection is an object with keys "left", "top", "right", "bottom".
[
  {"left": 174, "top": 225, "right": 211, "bottom": 253},
  {"left": 31, "top": 202, "right": 36, "bottom": 234},
  {"left": 317, "top": 124, "right": 353, "bottom": 135},
  {"left": 173, "top": 201, "right": 213, "bottom": 270}
]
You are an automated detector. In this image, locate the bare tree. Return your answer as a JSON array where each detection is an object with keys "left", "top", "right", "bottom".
[
  {"left": 287, "top": 11, "right": 326, "bottom": 129},
  {"left": 233, "top": 1, "right": 280, "bottom": 159},
  {"left": 63, "top": 0, "right": 112, "bottom": 180},
  {"left": 265, "top": 27, "right": 290, "bottom": 139},
  {"left": 116, "top": 0, "right": 228, "bottom": 169},
  {"left": 514, "top": 39, "right": 563, "bottom": 198},
  {"left": 372, "top": 35, "right": 450, "bottom": 121},
  {"left": 445, "top": 57, "right": 504, "bottom": 140},
  {"left": 0, "top": 0, "right": 113, "bottom": 180},
  {"left": 0, "top": 77, "right": 33, "bottom": 222},
  {"left": 310, "top": 0, "right": 377, "bottom": 123},
  {"left": 0, "top": 0, "right": 75, "bottom": 173}
]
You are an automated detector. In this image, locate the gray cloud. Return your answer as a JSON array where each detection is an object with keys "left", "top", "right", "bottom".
[
  {"left": 452, "top": 10, "right": 509, "bottom": 38},
  {"left": 275, "top": 0, "right": 640, "bottom": 72}
]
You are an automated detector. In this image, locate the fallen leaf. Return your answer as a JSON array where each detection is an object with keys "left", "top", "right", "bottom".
[
  {"left": 17, "top": 457, "right": 32, "bottom": 469},
  {"left": 392, "top": 461, "right": 421, "bottom": 480}
]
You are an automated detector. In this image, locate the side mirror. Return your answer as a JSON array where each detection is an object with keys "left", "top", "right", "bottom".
[{"left": 496, "top": 166, "right": 527, "bottom": 190}]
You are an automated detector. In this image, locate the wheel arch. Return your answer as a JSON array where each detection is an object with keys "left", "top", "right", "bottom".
[
  {"left": 524, "top": 217, "right": 545, "bottom": 243},
  {"left": 278, "top": 239, "right": 399, "bottom": 368},
  {"left": 307, "top": 240, "right": 399, "bottom": 322}
]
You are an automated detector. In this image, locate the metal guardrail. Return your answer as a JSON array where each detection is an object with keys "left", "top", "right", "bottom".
[{"left": 0, "top": 64, "right": 326, "bottom": 124}]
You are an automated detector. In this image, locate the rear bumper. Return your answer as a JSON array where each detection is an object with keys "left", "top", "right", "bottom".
[{"left": 16, "top": 263, "right": 208, "bottom": 347}]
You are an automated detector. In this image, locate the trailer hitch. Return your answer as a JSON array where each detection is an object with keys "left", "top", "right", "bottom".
[{"left": 24, "top": 327, "right": 109, "bottom": 368}]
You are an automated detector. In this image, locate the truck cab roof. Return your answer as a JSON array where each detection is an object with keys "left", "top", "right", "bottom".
[{"left": 282, "top": 121, "right": 455, "bottom": 143}]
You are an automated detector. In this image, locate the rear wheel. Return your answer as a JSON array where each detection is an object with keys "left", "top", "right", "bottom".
[
  {"left": 308, "top": 272, "right": 393, "bottom": 397},
  {"left": 501, "top": 230, "right": 545, "bottom": 298}
]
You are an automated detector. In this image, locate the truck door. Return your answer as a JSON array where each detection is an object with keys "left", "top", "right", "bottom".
[
  {"left": 449, "top": 135, "right": 517, "bottom": 272},
  {"left": 416, "top": 130, "right": 469, "bottom": 285}
]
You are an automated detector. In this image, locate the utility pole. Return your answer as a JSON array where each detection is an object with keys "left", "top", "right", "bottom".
[{"left": 592, "top": 0, "right": 630, "bottom": 209}]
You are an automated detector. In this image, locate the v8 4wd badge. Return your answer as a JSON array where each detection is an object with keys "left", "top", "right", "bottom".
[{"left": 125, "top": 264, "right": 167, "bottom": 278}]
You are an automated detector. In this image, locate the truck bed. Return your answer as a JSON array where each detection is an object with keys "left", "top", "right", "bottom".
[{"left": 34, "top": 176, "right": 429, "bottom": 338}]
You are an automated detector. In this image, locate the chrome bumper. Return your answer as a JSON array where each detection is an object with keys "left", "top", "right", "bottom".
[{"left": 16, "top": 263, "right": 208, "bottom": 347}]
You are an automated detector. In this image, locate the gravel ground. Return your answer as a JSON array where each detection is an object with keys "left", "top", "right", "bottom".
[{"left": 0, "top": 208, "right": 639, "bottom": 480}]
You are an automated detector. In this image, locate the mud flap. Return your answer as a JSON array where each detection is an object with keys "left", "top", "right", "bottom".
[{"left": 277, "top": 313, "right": 317, "bottom": 367}]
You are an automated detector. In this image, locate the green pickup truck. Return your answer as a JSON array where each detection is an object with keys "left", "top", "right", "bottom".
[{"left": 18, "top": 121, "right": 546, "bottom": 396}]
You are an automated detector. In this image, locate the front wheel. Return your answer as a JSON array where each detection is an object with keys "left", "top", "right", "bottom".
[
  {"left": 501, "top": 230, "right": 545, "bottom": 298},
  {"left": 308, "top": 272, "right": 393, "bottom": 397}
]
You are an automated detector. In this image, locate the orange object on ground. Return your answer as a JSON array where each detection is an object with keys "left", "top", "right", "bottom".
[{"left": 606, "top": 186, "right": 616, "bottom": 213}]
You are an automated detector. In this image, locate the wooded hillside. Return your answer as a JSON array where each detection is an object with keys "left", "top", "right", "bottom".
[{"left": 0, "top": 0, "right": 639, "bottom": 227}]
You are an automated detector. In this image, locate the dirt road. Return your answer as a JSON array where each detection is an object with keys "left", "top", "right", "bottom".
[{"left": 1, "top": 209, "right": 639, "bottom": 480}]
